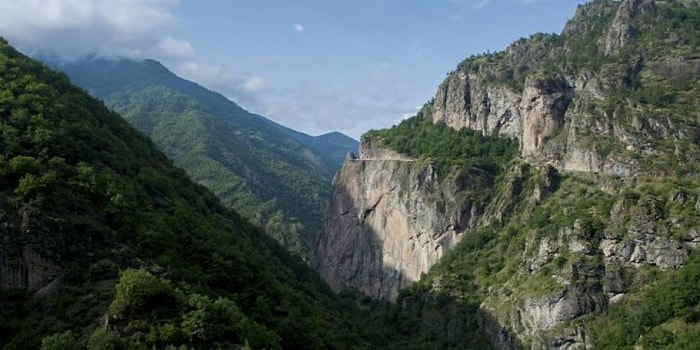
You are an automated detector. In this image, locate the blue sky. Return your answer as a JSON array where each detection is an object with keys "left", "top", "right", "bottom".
[{"left": 0, "top": 0, "right": 584, "bottom": 139}]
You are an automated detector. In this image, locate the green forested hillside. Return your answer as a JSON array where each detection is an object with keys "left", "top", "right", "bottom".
[
  {"left": 49, "top": 58, "right": 358, "bottom": 259},
  {"left": 2, "top": 0, "right": 699, "bottom": 348},
  {"left": 0, "top": 37, "right": 363, "bottom": 349}
]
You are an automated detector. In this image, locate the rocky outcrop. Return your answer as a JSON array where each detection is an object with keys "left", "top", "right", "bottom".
[
  {"left": 313, "top": 149, "right": 561, "bottom": 302},
  {"left": 603, "top": 0, "right": 657, "bottom": 55},
  {"left": 430, "top": 65, "right": 641, "bottom": 176},
  {"left": 521, "top": 78, "right": 573, "bottom": 157},
  {"left": 0, "top": 205, "right": 62, "bottom": 293},
  {"left": 428, "top": 0, "right": 696, "bottom": 178},
  {"left": 359, "top": 136, "right": 413, "bottom": 160},
  {"left": 479, "top": 184, "right": 700, "bottom": 349},
  {"left": 313, "top": 150, "right": 476, "bottom": 300},
  {"left": 604, "top": 0, "right": 641, "bottom": 55},
  {"left": 314, "top": 0, "right": 699, "bottom": 347},
  {"left": 601, "top": 194, "right": 699, "bottom": 269},
  {"left": 431, "top": 66, "right": 639, "bottom": 176},
  {"left": 521, "top": 289, "right": 600, "bottom": 333},
  {"left": 432, "top": 71, "right": 522, "bottom": 138}
]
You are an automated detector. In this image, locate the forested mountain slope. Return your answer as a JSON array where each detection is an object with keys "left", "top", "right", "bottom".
[
  {"left": 3, "top": 0, "right": 699, "bottom": 348},
  {"left": 48, "top": 58, "right": 357, "bottom": 259},
  {"left": 0, "top": 37, "right": 364, "bottom": 349},
  {"left": 314, "top": 0, "right": 700, "bottom": 348}
]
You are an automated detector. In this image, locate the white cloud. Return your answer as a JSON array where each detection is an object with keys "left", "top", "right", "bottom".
[
  {"left": 248, "top": 82, "right": 422, "bottom": 140},
  {"left": 0, "top": 0, "right": 179, "bottom": 60},
  {"left": 240, "top": 76, "right": 266, "bottom": 92},
  {"left": 173, "top": 60, "right": 268, "bottom": 111},
  {"left": 0, "top": 0, "right": 424, "bottom": 139},
  {"left": 158, "top": 36, "right": 194, "bottom": 58},
  {"left": 176, "top": 61, "right": 242, "bottom": 94},
  {"left": 174, "top": 56, "right": 427, "bottom": 140}
]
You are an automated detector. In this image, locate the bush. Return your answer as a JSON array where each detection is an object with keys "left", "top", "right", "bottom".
[
  {"left": 87, "top": 328, "right": 127, "bottom": 350},
  {"left": 41, "top": 331, "right": 79, "bottom": 350},
  {"left": 108, "top": 268, "right": 184, "bottom": 322}
]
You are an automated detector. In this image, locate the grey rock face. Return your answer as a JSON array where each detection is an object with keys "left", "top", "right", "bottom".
[
  {"left": 359, "top": 136, "right": 413, "bottom": 160},
  {"left": 432, "top": 71, "right": 522, "bottom": 138},
  {"left": 313, "top": 149, "right": 560, "bottom": 302},
  {"left": 604, "top": 0, "right": 657, "bottom": 55},
  {"left": 312, "top": 151, "right": 473, "bottom": 300},
  {"left": 314, "top": 0, "right": 699, "bottom": 347},
  {"left": 521, "top": 78, "right": 574, "bottom": 157},
  {"left": 0, "top": 205, "right": 62, "bottom": 293},
  {"left": 430, "top": 67, "right": 644, "bottom": 176},
  {"left": 425, "top": 0, "right": 699, "bottom": 180},
  {"left": 521, "top": 288, "right": 601, "bottom": 333},
  {"left": 604, "top": 0, "right": 642, "bottom": 55},
  {"left": 600, "top": 195, "right": 698, "bottom": 269},
  {"left": 479, "top": 185, "right": 700, "bottom": 349}
]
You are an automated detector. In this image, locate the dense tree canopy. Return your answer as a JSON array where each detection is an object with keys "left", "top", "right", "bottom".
[{"left": 0, "top": 37, "right": 359, "bottom": 349}]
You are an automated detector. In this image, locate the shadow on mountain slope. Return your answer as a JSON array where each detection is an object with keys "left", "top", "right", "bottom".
[{"left": 313, "top": 174, "right": 524, "bottom": 349}]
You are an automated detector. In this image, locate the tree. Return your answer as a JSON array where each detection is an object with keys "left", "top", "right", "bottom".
[{"left": 40, "top": 331, "right": 79, "bottom": 350}]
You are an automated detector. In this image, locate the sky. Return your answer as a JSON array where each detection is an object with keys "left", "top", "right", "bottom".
[{"left": 0, "top": 0, "right": 585, "bottom": 140}]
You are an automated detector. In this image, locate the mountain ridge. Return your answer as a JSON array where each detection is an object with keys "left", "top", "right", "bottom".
[
  {"left": 0, "top": 37, "right": 370, "bottom": 348},
  {"left": 48, "top": 57, "right": 358, "bottom": 258}
]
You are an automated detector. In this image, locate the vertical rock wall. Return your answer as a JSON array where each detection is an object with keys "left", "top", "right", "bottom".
[
  {"left": 0, "top": 206, "right": 62, "bottom": 293},
  {"left": 313, "top": 152, "right": 475, "bottom": 301}
]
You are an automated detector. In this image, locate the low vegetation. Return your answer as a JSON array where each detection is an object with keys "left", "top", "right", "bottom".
[{"left": 365, "top": 108, "right": 519, "bottom": 180}]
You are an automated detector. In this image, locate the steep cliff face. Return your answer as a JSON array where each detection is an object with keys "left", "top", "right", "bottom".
[
  {"left": 479, "top": 179, "right": 700, "bottom": 349},
  {"left": 431, "top": 0, "right": 699, "bottom": 177},
  {"left": 0, "top": 206, "right": 62, "bottom": 293},
  {"left": 520, "top": 78, "right": 574, "bottom": 157},
  {"left": 313, "top": 143, "right": 477, "bottom": 300},
  {"left": 314, "top": 0, "right": 700, "bottom": 348},
  {"left": 432, "top": 70, "right": 522, "bottom": 138}
]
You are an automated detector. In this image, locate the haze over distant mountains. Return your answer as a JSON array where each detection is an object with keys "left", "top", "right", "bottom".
[
  {"left": 47, "top": 57, "right": 358, "bottom": 258},
  {"left": 0, "top": 37, "right": 371, "bottom": 349}
]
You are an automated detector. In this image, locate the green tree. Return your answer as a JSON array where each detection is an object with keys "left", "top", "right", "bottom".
[
  {"left": 40, "top": 331, "right": 79, "bottom": 350},
  {"left": 87, "top": 328, "right": 127, "bottom": 350},
  {"left": 109, "top": 268, "right": 184, "bottom": 322}
]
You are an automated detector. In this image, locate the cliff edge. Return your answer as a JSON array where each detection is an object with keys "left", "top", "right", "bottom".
[
  {"left": 313, "top": 139, "right": 473, "bottom": 300},
  {"left": 313, "top": 0, "right": 700, "bottom": 348}
]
